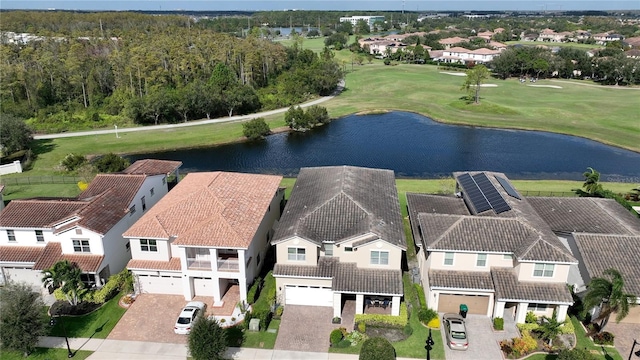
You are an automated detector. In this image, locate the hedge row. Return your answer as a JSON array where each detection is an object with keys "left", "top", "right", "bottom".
[{"left": 355, "top": 303, "right": 408, "bottom": 328}]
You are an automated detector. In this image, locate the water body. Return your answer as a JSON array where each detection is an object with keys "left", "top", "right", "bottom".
[{"left": 127, "top": 112, "right": 640, "bottom": 182}]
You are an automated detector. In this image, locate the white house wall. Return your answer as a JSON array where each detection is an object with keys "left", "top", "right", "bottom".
[
  {"left": 244, "top": 190, "right": 284, "bottom": 282},
  {"left": 1, "top": 228, "right": 54, "bottom": 246},
  {"left": 130, "top": 238, "right": 171, "bottom": 261},
  {"left": 58, "top": 228, "right": 104, "bottom": 255}
]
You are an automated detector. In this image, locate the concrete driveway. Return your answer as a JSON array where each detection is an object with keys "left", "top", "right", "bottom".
[
  {"left": 606, "top": 322, "right": 640, "bottom": 359},
  {"left": 275, "top": 305, "right": 337, "bottom": 352},
  {"left": 440, "top": 314, "right": 509, "bottom": 360},
  {"left": 108, "top": 294, "right": 189, "bottom": 344}
]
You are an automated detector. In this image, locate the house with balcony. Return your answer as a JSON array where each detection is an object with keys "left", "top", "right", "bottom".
[
  {"left": 407, "top": 171, "right": 576, "bottom": 324},
  {"left": 433, "top": 46, "right": 501, "bottom": 64},
  {"left": 271, "top": 166, "right": 406, "bottom": 319},
  {"left": 124, "top": 171, "right": 284, "bottom": 308},
  {"left": 0, "top": 159, "right": 181, "bottom": 290}
]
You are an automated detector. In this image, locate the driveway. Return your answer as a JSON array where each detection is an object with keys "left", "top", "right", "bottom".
[
  {"left": 275, "top": 305, "right": 337, "bottom": 352},
  {"left": 108, "top": 294, "right": 189, "bottom": 344},
  {"left": 440, "top": 314, "right": 509, "bottom": 360},
  {"left": 606, "top": 322, "right": 640, "bottom": 359}
]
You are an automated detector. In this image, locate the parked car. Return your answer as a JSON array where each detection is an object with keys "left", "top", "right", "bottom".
[
  {"left": 174, "top": 301, "right": 206, "bottom": 334},
  {"left": 443, "top": 313, "right": 468, "bottom": 350}
]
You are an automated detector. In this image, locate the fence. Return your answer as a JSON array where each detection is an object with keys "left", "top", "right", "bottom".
[
  {"left": 0, "top": 176, "right": 82, "bottom": 186},
  {"left": 0, "top": 161, "right": 22, "bottom": 176}
]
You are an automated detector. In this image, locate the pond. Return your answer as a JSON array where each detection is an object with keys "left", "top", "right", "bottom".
[{"left": 127, "top": 112, "right": 640, "bottom": 181}]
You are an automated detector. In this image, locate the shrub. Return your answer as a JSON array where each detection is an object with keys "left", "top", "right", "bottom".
[
  {"left": 517, "top": 322, "right": 540, "bottom": 332},
  {"left": 330, "top": 328, "right": 344, "bottom": 345},
  {"left": 427, "top": 318, "right": 440, "bottom": 328},
  {"left": 557, "top": 348, "right": 598, "bottom": 360},
  {"left": 357, "top": 322, "right": 366, "bottom": 333},
  {"left": 359, "top": 337, "right": 395, "bottom": 360},
  {"left": 61, "top": 153, "right": 87, "bottom": 172},
  {"left": 403, "top": 324, "right": 413, "bottom": 336},
  {"left": 418, "top": 307, "right": 438, "bottom": 324},
  {"left": 249, "top": 309, "right": 272, "bottom": 331},
  {"left": 305, "top": 105, "right": 330, "bottom": 125},
  {"left": 345, "top": 330, "right": 367, "bottom": 345},
  {"left": 493, "top": 317, "right": 504, "bottom": 330},
  {"left": 92, "top": 153, "right": 130, "bottom": 173},
  {"left": 585, "top": 322, "right": 600, "bottom": 334},
  {"left": 355, "top": 303, "right": 408, "bottom": 328},
  {"left": 511, "top": 331, "right": 537, "bottom": 357},
  {"left": 414, "top": 284, "right": 427, "bottom": 308},
  {"left": 336, "top": 339, "right": 352, "bottom": 348},
  {"left": 592, "top": 331, "right": 615, "bottom": 345},
  {"left": 525, "top": 311, "right": 538, "bottom": 324},
  {"left": 224, "top": 325, "right": 244, "bottom": 347},
  {"left": 247, "top": 278, "right": 261, "bottom": 304},
  {"left": 558, "top": 319, "right": 575, "bottom": 334},
  {"left": 275, "top": 306, "right": 283, "bottom": 319},
  {"left": 242, "top": 118, "right": 270, "bottom": 140}
]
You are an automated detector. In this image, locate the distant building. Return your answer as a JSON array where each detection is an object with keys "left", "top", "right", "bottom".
[{"left": 339, "top": 15, "right": 385, "bottom": 30}]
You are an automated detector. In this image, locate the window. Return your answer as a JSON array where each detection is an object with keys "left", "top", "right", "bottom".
[
  {"left": 141, "top": 196, "right": 146, "bottom": 211},
  {"left": 73, "top": 239, "right": 91, "bottom": 253},
  {"left": 7, "top": 230, "right": 16, "bottom": 242},
  {"left": 287, "top": 247, "right": 305, "bottom": 261},
  {"left": 344, "top": 247, "right": 353, "bottom": 252},
  {"left": 444, "top": 252, "right": 454, "bottom": 266},
  {"left": 503, "top": 254, "right": 513, "bottom": 260},
  {"left": 140, "top": 239, "right": 157, "bottom": 252},
  {"left": 125, "top": 242, "right": 131, "bottom": 251},
  {"left": 35, "top": 230, "right": 45, "bottom": 242},
  {"left": 257, "top": 254, "right": 261, "bottom": 266},
  {"left": 150, "top": 187, "right": 155, "bottom": 196},
  {"left": 129, "top": 205, "right": 136, "bottom": 215},
  {"left": 325, "top": 244, "right": 334, "bottom": 257},
  {"left": 370, "top": 251, "right": 389, "bottom": 265},
  {"left": 476, "top": 253, "right": 487, "bottom": 267},
  {"left": 533, "top": 263, "right": 555, "bottom": 277},
  {"left": 527, "top": 303, "right": 547, "bottom": 312}
]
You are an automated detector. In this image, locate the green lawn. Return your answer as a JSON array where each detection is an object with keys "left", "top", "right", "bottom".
[
  {"left": 48, "top": 292, "right": 127, "bottom": 339},
  {"left": 0, "top": 348, "right": 93, "bottom": 360},
  {"left": 570, "top": 316, "right": 623, "bottom": 360},
  {"left": 242, "top": 319, "right": 280, "bottom": 349},
  {"left": 251, "top": 271, "right": 275, "bottom": 313}
]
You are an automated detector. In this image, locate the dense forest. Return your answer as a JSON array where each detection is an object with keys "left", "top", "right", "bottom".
[{"left": 0, "top": 11, "right": 342, "bottom": 133}]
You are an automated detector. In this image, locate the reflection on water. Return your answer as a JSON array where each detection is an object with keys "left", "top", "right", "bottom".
[{"left": 127, "top": 112, "right": 640, "bottom": 181}]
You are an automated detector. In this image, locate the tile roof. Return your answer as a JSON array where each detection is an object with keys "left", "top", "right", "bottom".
[
  {"left": 527, "top": 197, "right": 640, "bottom": 235},
  {"left": 127, "top": 257, "right": 182, "bottom": 271},
  {"left": 273, "top": 166, "right": 405, "bottom": 249},
  {"left": 406, "top": 193, "right": 470, "bottom": 246},
  {"left": 124, "top": 172, "right": 282, "bottom": 248},
  {"left": 429, "top": 270, "right": 494, "bottom": 291},
  {"left": 0, "top": 245, "right": 45, "bottom": 263},
  {"left": 573, "top": 234, "right": 640, "bottom": 296},
  {"left": 122, "top": 159, "right": 182, "bottom": 175},
  {"left": 273, "top": 257, "right": 403, "bottom": 295},
  {"left": 491, "top": 267, "right": 573, "bottom": 303},
  {"left": 0, "top": 200, "right": 86, "bottom": 228},
  {"left": 32, "top": 242, "right": 103, "bottom": 272}
]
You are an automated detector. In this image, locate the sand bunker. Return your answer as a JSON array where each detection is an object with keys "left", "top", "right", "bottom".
[
  {"left": 440, "top": 71, "right": 467, "bottom": 76},
  {"left": 527, "top": 84, "right": 563, "bottom": 89},
  {"left": 470, "top": 84, "right": 498, "bottom": 87}
]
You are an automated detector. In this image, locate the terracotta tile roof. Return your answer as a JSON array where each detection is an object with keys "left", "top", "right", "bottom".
[
  {"left": 122, "top": 159, "right": 182, "bottom": 175},
  {"left": 528, "top": 197, "right": 640, "bottom": 235},
  {"left": 439, "top": 36, "right": 469, "bottom": 44},
  {"left": 62, "top": 254, "right": 103, "bottom": 272},
  {"left": 32, "top": 242, "right": 63, "bottom": 270},
  {"left": 0, "top": 245, "right": 45, "bottom": 263},
  {"left": 0, "top": 199, "right": 86, "bottom": 228},
  {"left": 492, "top": 267, "right": 573, "bottom": 304},
  {"left": 124, "top": 172, "right": 282, "bottom": 248},
  {"left": 574, "top": 234, "right": 640, "bottom": 296},
  {"left": 406, "top": 193, "right": 469, "bottom": 246},
  {"left": 273, "top": 257, "right": 403, "bottom": 295},
  {"left": 273, "top": 166, "right": 405, "bottom": 249},
  {"left": 127, "top": 257, "right": 182, "bottom": 271},
  {"left": 429, "top": 270, "right": 494, "bottom": 291}
]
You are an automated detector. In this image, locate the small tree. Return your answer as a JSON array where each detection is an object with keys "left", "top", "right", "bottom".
[
  {"left": 93, "top": 153, "right": 130, "bottom": 173},
  {"left": 61, "top": 153, "right": 88, "bottom": 172},
  {"left": 284, "top": 106, "right": 310, "bottom": 130},
  {"left": 242, "top": 118, "right": 271, "bottom": 140},
  {"left": 461, "top": 64, "right": 491, "bottom": 104},
  {"left": 305, "top": 105, "right": 330, "bottom": 125},
  {"left": 0, "top": 281, "right": 48, "bottom": 356},
  {"left": 538, "top": 315, "right": 562, "bottom": 346},
  {"left": 575, "top": 167, "right": 604, "bottom": 197},
  {"left": 42, "top": 260, "right": 84, "bottom": 306},
  {"left": 0, "top": 113, "right": 33, "bottom": 156},
  {"left": 188, "top": 316, "right": 227, "bottom": 360},
  {"left": 360, "top": 337, "right": 395, "bottom": 360}
]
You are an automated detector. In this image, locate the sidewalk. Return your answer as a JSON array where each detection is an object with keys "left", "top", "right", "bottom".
[{"left": 38, "top": 336, "right": 420, "bottom": 360}]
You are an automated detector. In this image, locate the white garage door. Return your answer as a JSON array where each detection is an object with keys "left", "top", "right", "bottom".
[
  {"left": 138, "top": 274, "right": 182, "bottom": 295},
  {"left": 3, "top": 267, "right": 42, "bottom": 288},
  {"left": 193, "top": 277, "right": 215, "bottom": 297},
  {"left": 285, "top": 285, "right": 333, "bottom": 307}
]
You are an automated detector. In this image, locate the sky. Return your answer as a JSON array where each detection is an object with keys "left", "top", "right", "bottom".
[{"left": 1, "top": 0, "right": 639, "bottom": 12}]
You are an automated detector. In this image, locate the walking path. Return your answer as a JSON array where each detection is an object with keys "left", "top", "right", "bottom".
[
  {"left": 38, "top": 336, "right": 421, "bottom": 360},
  {"left": 33, "top": 81, "right": 345, "bottom": 140}
]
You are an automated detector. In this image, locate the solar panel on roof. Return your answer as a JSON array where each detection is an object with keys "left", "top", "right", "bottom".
[
  {"left": 458, "top": 173, "right": 491, "bottom": 213},
  {"left": 495, "top": 176, "right": 522, "bottom": 200},
  {"left": 472, "top": 173, "right": 512, "bottom": 214}
]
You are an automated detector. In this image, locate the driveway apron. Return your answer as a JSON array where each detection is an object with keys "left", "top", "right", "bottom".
[
  {"left": 440, "top": 314, "right": 506, "bottom": 360},
  {"left": 275, "top": 305, "right": 337, "bottom": 352}
]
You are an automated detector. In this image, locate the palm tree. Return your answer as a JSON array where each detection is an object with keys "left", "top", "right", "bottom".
[
  {"left": 539, "top": 316, "right": 563, "bottom": 346},
  {"left": 583, "top": 268, "right": 638, "bottom": 332},
  {"left": 42, "top": 260, "right": 84, "bottom": 306},
  {"left": 581, "top": 167, "right": 603, "bottom": 196}
]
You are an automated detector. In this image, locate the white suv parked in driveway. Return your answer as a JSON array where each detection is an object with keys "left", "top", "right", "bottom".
[{"left": 174, "top": 301, "right": 206, "bottom": 334}]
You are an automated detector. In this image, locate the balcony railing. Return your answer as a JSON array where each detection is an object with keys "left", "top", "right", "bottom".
[
  {"left": 187, "top": 258, "right": 212, "bottom": 270},
  {"left": 217, "top": 257, "right": 239, "bottom": 272}
]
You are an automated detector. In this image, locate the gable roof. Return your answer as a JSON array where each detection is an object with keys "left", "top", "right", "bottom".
[
  {"left": 124, "top": 172, "right": 282, "bottom": 248},
  {"left": 0, "top": 173, "right": 148, "bottom": 235},
  {"left": 492, "top": 267, "right": 573, "bottom": 303},
  {"left": 273, "top": 166, "right": 405, "bottom": 249},
  {"left": 573, "top": 234, "right": 640, "bottom": 296},
  {"left": 528, "top": 197, "right": 640, "bottom": 235},
  {"left": 122, "top": 159, "right": 182, "bottom": 175},
  {"left": 0, "top": 242, "right": 103, "bottom": 272}
]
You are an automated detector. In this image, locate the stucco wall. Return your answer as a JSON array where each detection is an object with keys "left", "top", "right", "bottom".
[
  {"left": 516, "top": 262, "right": 570, "bottom": 283},
  {"left": 275, "top": 237, "right": 319, "bottom": 266},
  {"left": 328, "top": 239, "right": 402, "bottom": 269},
  {"left": 428, "top": 251, "right": 514, "bottom": 271}
]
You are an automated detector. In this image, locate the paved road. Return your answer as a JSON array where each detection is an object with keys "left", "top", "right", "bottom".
[{"left": 34, "top": 81, "right": 344, "bottom": 140}]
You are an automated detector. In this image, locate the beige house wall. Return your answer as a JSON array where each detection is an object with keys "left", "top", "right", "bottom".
[
  {"left": 328, "top": 239, "right": 402, "bottom": 269},
  {"left": 275, "top": 237, "right": 319, "bottom": 266},
  {"left": 428, "top": 251, "right": 513, "bottom": 271},
  {"left": 516, "top": 262, "right": 570, "bottom": 283}
]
